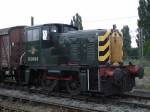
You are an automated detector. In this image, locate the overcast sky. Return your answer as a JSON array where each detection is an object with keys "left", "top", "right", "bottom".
[{"left": 0, "top": 0, "right": 139, "bottom": 47}]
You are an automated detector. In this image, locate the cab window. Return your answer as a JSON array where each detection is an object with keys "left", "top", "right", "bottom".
[
  {"left": 42, "top": 26, "right": 51, "bottom": 48},
  {"left": 42, "top": 30, "right": 48, "bottom": 40},
  {"left": 63, "top": 26, "right": 77, "bottom": 33},
  {"left": 27, "top": 28, "right": 40, "bottom": 41},
  {"left": 63, "top": 26, "right": 69, "bottom": 33},
  {"left": 51, "top": 25, "right": 58, "bottom": 32}
]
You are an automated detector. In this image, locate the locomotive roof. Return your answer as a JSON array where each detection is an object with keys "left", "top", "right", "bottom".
[
  {"left": 25, "top": 23, "right": 78, "bottom": 29},
  {"left": 63, "top": 29, "right": 107, "bottom": 35},
  {"left": 61, "top": 29, "right": 122, "bottom": 37}
]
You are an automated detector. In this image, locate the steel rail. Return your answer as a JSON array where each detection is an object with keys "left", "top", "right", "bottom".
[
  {"left": 0, "top": 88, "right": 107, "bottom": 112},
  {"left": 0, "top": 86, "right": 150, "bottom": 111},
  {"left": 0, "top": 104, "right": 30, "bottom": 112}
]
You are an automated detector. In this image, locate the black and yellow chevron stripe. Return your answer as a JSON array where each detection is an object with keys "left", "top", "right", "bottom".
[{"left": 98, "top": 30, "right": 111, "bottom": 64}]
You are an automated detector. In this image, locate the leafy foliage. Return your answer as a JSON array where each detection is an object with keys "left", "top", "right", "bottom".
[
  {"left": 70, "top": 13, "right": 83, "bottom": 30},
  {"left": 121, "top": 25, "right": 131, "bottom": 57},
  {"left": 138, "top": 0, "right": 150, "bottom": 56},
  {"left": 143, "top": 40, "right": 150, "bottom": 56},
  {"left": 130, "top": 48, "right": 139, "bottom": 58}
]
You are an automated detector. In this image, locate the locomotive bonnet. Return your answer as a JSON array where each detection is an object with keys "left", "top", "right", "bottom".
[{"left": 0, "top": 23, "right": 144, "bottom": 96}]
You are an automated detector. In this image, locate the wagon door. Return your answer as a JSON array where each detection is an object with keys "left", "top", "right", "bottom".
[
  {"left": 0, "top": 30, "right": 10, "bottom": 68},
  {"left": 10, "top": 27, "right": 25, "bottom": 67}
]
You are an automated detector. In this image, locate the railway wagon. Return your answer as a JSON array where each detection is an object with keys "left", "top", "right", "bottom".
[
  {"left": 0, "top": 24, "right": 144, "bottom": 96},
  {"left": 0, "top": 26, "right": 25, "bottom": 82}
]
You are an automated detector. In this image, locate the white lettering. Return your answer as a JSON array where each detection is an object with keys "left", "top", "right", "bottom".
[{"left": 28, "top": 57, "right": 39, "bottom": 61}]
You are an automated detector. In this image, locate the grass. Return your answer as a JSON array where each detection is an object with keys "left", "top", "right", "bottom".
[
  {"left": 144, "top": 67, "right": 150, "bottom": 76},
  {"left": 124, "top": 58, "right": 150, "bottom": 76},
  {"left": 135, "top": 67, "right": 150, "bottom": 90},
  {"left": 128, "top": 59, "right": 150, "bottom": 90}
]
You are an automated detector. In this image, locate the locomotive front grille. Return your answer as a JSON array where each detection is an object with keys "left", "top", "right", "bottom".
[
  {"left": 87, "top": 42, "right": 96, "bottom": 62},
  {"left": 70, "top": 43, "right": 80, "bottom": 63}
]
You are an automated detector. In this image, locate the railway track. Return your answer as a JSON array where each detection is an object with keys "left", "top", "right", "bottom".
[
  {"left": 0, "top": 104, "right": 29, "bottom": 112},
  {"left": 0, "top": 87, "right": 107, "bottom": 112},
  {"left": 51, "top": 89, "right": 150, "bottom": 110},
  {"left": 57, "top": 89, "right": 150, "bottom": 109},
  {"left": 0, "top": 86, "right": 149, "bottom": 112},
  {"left": 125, "top": 89, "right": 150, "bottom": 100},
  {"left": 103, "top": 89, "right": 150, "bottom": 110}
]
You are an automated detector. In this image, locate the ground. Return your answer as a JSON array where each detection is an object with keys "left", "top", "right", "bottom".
[{"left": 135, "top": 67, "right": 150, "bottom": 90}]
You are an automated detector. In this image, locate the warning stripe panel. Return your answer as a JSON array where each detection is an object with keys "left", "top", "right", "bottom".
[
  {"left": 98, "top": 57, "right": 109, "bottom": 65},
  {"left": 98, "top": 31, "right": 111, "bottom": 41},
  {"left": 98, "top": 37, "right": 109, "bottom": 46},
  {"left": 98, "top": 30, "right": 111, "bottom": 64},
  {"left": 98, "top": 51, "right": 110, "bottom": 62},
  {"left": 98, "top": 40, "right": 110, "bottom": 51},
  {"left": 99, "top": 47, "right": 109, "bottom": 56}
]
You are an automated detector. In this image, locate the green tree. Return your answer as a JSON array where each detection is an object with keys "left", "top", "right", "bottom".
[
  {"left": 130, "top": 48, "right": 139, "bottom": 59},
  {"left": 70, "top": 13, "right": 83, "bottom": 30},
  {"left": 121, "top": 25, "right": 132, "bottom": 58},
  {"left": 138, "top": 0, "right": 150, "bottom": 56},
  {"left": 143, "top": 40, "right": 150, "bottom": 56}
]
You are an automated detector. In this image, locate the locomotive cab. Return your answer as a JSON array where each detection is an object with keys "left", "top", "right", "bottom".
[{"left": 25, "top": 24, "right": 77, "bottom": 66}]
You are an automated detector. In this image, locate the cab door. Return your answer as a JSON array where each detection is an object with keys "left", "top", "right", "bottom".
[
  {"left": 25, "top": 27, "right": 41, "bottom": 66},
  {"left": 40, "top": 25, "right": 59, "bottom": 65},
  {"left": 88, "top": 68, "right": 99, "bottom": 91}
]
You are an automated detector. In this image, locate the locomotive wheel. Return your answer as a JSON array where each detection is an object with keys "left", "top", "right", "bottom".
[
  {"left": 42, "top": 79, "right": 58, "bottom": 93},
  {"left": 113, "top": 68, "right": 124, "bottom": 87},
  {"left": 66, "top": 80, "right": 80, "bottom": 96}
]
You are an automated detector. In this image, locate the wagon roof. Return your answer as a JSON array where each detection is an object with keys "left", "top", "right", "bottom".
[
  {"left": 0, "top": 26, "right": 26, "bottom": 36},
  {"left": 0, "top": 28, "right": 9, "bottom": 36}
]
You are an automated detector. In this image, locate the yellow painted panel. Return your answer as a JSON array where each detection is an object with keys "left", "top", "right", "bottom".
[
  {"left": 98, "top": 51, "right": 110, "bottom": 61},
  {"left": 98, "top": 40, "right": 110, "bottom": 51},
  {"left": 98, "top": 30, "right": 111, "bottom": 41},
  {"left": 109, "top": 32, "right": 123, "bottom": 63}
]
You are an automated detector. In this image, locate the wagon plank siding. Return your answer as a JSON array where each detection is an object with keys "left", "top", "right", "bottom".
[{"left": 0, "top": 26, "right": 26, "bottom": 68}]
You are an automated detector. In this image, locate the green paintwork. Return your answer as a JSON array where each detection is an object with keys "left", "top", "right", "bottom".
[
  {"left": 26, "top": 41, "right": 41, "bottom": 65},
  {"left": 60, "top": 30, "right": 100, "bottom": 66},
  {"left": 24, "top": 24, "right": 102, "bottom": 92},
  {"left": 25, "top": 24, "right": 103, "bottom": 67},
  {"left": 79, "top": 69, "right": 88, "bottom": 91}
]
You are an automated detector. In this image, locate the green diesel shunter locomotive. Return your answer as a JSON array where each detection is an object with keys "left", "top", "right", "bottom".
[{"left": 0, "top": 23, "right": 144, "bottom": 95}]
